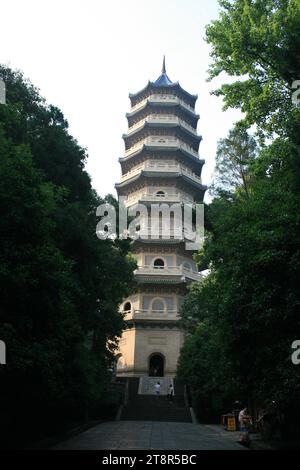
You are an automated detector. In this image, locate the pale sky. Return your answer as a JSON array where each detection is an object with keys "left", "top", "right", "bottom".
[{"left": 0, "top": 0, "right": 242, "bottom": 201}]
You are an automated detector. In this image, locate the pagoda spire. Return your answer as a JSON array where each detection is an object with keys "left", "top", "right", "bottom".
[{"left": 162, "top": 55, "right": 166, "bottom": 74}]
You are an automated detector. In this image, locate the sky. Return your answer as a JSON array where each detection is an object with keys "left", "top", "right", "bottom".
[{"left": 0, "top": 0, "right": 242, "bottom": 201}]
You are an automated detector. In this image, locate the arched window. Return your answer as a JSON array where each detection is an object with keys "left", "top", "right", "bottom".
[
  {"left": 151, "top": 298, "right": 165, "bottom": 311},
  {"left": 123, "top": 301, "right": 131, "bottom": 312},
  {"left": 156, "top": 190, "right": 165, "bottom": 197},
  {"left": 153, "top": 258, "right": 165, "bottom": 269}
]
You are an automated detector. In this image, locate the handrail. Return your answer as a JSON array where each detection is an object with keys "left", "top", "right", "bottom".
[
  {"left": 120, "top": 162, "right": 202, "bottom": 184},
  {"left": 124, "top": 309, "right": 179, "bottom": 320},
  {"left": 131, "top": 95, "right": 195, "bottom": 113},
  {"left": 124, "top": 139, "right": 199, "bottom": 158},
  {"left": 128, "top": 115, "right": 197, "bottom": 135},
  {"left": 134, "top": 265, "right": 201, "bottom": 280}
]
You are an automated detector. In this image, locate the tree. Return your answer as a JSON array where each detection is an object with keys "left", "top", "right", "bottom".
[
  {"left": 178, "top": 160, "right": 300, "bottom": 430},
  {"left": 0, "top": 65, "right": 135, "bottom": 447},
  {"left": 212, "top": 124, "right": 258, "bottom": 198},
  {"left": 206, "top": 0, "right": 300, "bottom": 142},
  {"left": 178, "top": 4, "right": 300, "bottom": 432}
]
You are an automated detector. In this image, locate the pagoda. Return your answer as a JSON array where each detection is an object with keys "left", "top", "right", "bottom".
[{"left": 115, "top": 58, "right": 206, "bottom": 378}]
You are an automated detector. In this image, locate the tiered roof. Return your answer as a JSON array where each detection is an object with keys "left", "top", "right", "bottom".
[{"left": 129, "top": 57, "right": 197, "bottom": 108}]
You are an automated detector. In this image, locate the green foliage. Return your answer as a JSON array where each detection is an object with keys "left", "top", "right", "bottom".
[
  {"left": 178, "top": 1, "right": 300, "bottom": 431},
  {"left": 206, "top": 0, "right": 300, "bottom": 141},
  {"left": 179, "top": 156, "right": 300, "bottom": 422},
  {"left": 212, "top": 124, "right": 258, "bottom": 198},
  {"left": 0, "top": 65, "right": 135, "bottom": 446}
]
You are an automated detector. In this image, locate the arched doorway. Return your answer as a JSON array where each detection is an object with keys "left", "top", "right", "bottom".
[{"left": 149, "top": 353, "right": 164, "bottom": 377}]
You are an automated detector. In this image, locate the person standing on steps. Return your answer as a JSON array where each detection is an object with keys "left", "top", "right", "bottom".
[
  {"left": 155, "top": 381, "right": 160, "bottom": 398},
  {"left": 167, "top": 384, "right": 174, "bottom": 401}
]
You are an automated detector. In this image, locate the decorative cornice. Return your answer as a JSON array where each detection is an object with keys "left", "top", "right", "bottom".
[
  {"left": 115, "top": 172, "right": 206, "bottom": 192},
  {"left": 123, "top": 121, "right": 201, "bottom": 142},
  {"left": 120, "top": 152, "right": 204, "bottom": 177},
  {"left": 126, "top": 100, "right": 199, "bottom": 120},
  {"left": 135, "top": 276, "right": 187, "bottom": 285},
  {"left": 136, "top": 285, "right": 187, "bottom": 294},
  {"left": 129, "top": 82, "right": 197, "bottom": 105},
  {"left": 132, "top": 244, "right": 195, "bottom": 257},
  {"left": 126, "top": 319, "right": 181, "bottom": 329},
  {"left": 130, "top": 285, "right": 188, "bottom": 295},
  {"left": 123, "top": 129, "right": 201, "bottom": 154},
  {"left": 119, "top": 145, "right": 205, "bottom": 166}
]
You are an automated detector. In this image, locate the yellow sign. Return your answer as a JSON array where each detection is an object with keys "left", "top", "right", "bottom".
[{"left": 227, "top": 417, "right": 236, "bottom": 431}]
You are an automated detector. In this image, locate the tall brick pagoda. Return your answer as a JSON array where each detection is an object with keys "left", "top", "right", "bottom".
[{"left": 115, "top": 58, "right": 206, "bottom": 380}]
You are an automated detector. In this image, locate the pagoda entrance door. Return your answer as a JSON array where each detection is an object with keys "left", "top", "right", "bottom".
[{"left": 149, "top": 353, "right": 164, "bottom": 377}]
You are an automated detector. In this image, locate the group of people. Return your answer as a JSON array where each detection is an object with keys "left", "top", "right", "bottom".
[{"left": 154, "top": 381, "right": 174, "bottom": 400}]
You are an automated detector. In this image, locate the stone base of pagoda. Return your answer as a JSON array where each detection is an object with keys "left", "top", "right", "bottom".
[{"left": 116, "top": 323, "right": 184, "bottom": 378}]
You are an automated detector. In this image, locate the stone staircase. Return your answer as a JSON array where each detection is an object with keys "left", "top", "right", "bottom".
[
  {"left": 120, "top": 377, "right": 192, "bottom": 423},
  {"left": 138, "top": 376, "right": 173, "bottom": 395}
]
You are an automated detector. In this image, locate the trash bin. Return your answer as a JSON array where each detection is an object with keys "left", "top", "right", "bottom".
[
  {"left": 221, "top": 413, "right": 237, "bottom": 431},
  {"left": 227, "top": 414, "right": 237, "bottom": 431}
]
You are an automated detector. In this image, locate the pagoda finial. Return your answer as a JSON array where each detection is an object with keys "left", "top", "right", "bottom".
[{"left": 162, "top": 55, "right": 166, "bottom": 74}]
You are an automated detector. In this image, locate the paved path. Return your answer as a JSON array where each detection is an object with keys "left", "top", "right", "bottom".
[{"left": 54, "top": 421, "right": 246, "bottom": 450}]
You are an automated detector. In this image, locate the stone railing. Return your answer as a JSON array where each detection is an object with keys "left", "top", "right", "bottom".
[
  {"left": 123, "top": 309, "right": 179, "bottom": 321},
  {"left": 121, "top": 161, "right": 202, "bottom": 184},
  {"left": 127, "top": 115, "right": 197, "bottom": 135},
  {"left": 134, "top": 265, "right": 201, "bottom": 281},
  {"left": 131, "top": 95, "right": 195, "bottom": 113},
  {"left": 125, "top": 138, "right": 198, "bottom": 158},
  {"left": 128, "top": 192, "right": 193, "bottom": 204},
  {"left": 140, "top": 193, "right": 193, "bottom": 204}
]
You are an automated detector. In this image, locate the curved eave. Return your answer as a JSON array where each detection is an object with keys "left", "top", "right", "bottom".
[
  {"left": 133, "top": 238, "right": 199, "bottom": 253},
  {"left": 129, "top": 80, "right": 152, "bottom": 99},
  {"left": 126, "top": 319, "right": 180, "bottom": 327},
  {"left": 115, "top": 170, "right": 179, "bottom": 189},
  {"left": 120, "top": 156, "right": 204, "bottom": 176},
  {"left": 129, "top": 82, "right": 197, "bottom": 106},
  {"left": 135, "top": 275, "right": 187, "bottom": 285},
  {"left": 115, "top": 170, "right": 206, "bottom": 192},
  {"left": 126, "top": 101, "right": 199, "bottom": 120},
  {"left": 181, "top": 174, "right": 207, "bottom": 191},
  {"left": 119, "top": 145, "right": 205, "bottom": 166},
  {"left": 134, "top": 275, "right": 198, "bottom": 285},
  {"left": 134, "top": 238, "right": 185, "bottom": 245},
  {"left": 123, "top": 122, "right": 202, "bottom": 142}
]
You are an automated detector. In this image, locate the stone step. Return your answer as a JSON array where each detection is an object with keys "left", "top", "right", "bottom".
[
  {"left": 138, "top": 376, "right": 173, "bottom": 395},
  {"left": 121, "top": 392, "right": 191, "bottom": 423}
]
